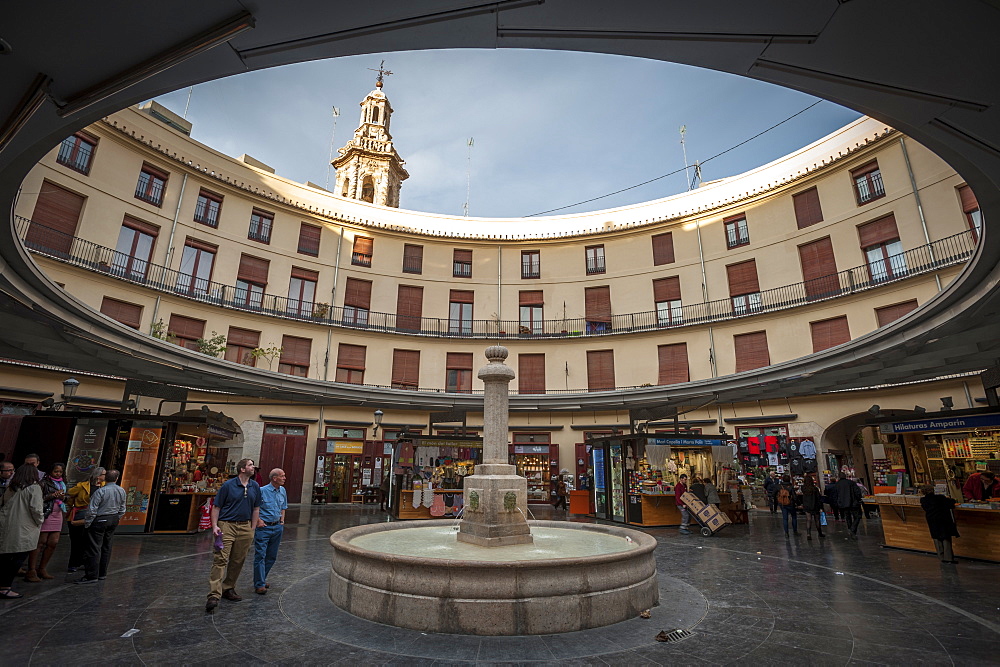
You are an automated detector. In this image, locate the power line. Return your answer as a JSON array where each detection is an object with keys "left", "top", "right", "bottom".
[{"left": 526, "top": 100, "right": 824, "bottom": 217}]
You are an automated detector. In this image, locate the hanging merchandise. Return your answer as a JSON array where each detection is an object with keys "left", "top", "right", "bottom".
[{"left": 799, "top": 438, "right": 817, "bottom": 459}]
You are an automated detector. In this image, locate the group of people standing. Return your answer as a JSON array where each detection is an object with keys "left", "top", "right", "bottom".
[{"left": 763, "top": 471, "right": 866, "bottom": 539}]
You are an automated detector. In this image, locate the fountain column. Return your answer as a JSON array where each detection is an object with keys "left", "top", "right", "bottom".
[{"left": 457, "top": 345, "right": 533, "bottom": 546}]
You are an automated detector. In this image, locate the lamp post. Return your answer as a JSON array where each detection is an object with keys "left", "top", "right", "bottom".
[
  {"left": 42, "top": 377, "right": 80, "bottom": 411},
  {"left": 373, "top": 409, "right": 384, "bottom": 438}
]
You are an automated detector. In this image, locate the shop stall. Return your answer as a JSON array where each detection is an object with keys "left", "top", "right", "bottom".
[{"left": 391, "top": 435, "right": 483, "bottom": 520}]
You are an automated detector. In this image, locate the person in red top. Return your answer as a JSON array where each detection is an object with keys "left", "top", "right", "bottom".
[
  {"left": 675, "top": 474, "right": 691, "bottom": 535},
  {"left": 962, "top": 471, "right": 998, "bottom": 501}
]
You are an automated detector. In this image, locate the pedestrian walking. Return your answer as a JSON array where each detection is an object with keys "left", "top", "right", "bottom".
[
  {"left": 801, "top": 474, "right": 825, "bottom": 540},
  {"left": 835, "top": 473, "right": 863, "bottom": 539},
  {"left": 919, "top": 484, "right": 959, "bottom": 563},
  {"left": 553, "top": 477, "right": 568, "bottom": 510},
  {"left": 0, "top": 462, "right": 13, "bottom": 493},
  {"left": 675, "top": 474, "right": 691, "bottom": 535},
  {"left": 690, "top": 477, "right": 708, "bottom": 504},
  {"left": 205, "top": 458, "right": 260, "bottom": 613},
  {"left": 74, "top": 469, "right": 126, "bottom": 584},
  {"left": 763, "top": 471, "right": 780, "bottom": 514},
  {"left": 379, "top": 473, "right": 391, "bottom": 511},
  {"left": 703, "top": 476, "right": 722, "bottom": 507},
  {"left": 776, "top": 475, "right": 800, "bottom": 537},
  {"left": 824, "top": 480, "right": 841, "bottom": 522},
  {"left": 25, "top": 463, "right": 67, "bottom": 582},
  {"left": 253, "top": 469, "right": 287, "bottom": 595},
  {"left": 0, "top": 465, "right": 44, "bottom": 599},
  {"left": 66, "top": 468, "right": 105, "bottom": 574}
]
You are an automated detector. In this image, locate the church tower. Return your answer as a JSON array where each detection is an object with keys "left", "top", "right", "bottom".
[{"left": 332, "top": 66, "right": 408, "bottom": 207}]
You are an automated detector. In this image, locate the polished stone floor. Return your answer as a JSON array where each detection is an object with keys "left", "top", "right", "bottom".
[{"left": 2, "top": 504, "right": 997, "bottom": 666}]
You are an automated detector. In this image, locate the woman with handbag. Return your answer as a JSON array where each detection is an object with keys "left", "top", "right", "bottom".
[
  {"left": 66, "top": 467, "right": 105, "bottom": 574},
  {"left": 801, "top": 474, "right": 825, "bottom": 540},
  {"left": 24, "top": 463, "right": 67, "bottom": 582},
  {"left": 0, "top": 465, "right": 44, "bottom": 598}
]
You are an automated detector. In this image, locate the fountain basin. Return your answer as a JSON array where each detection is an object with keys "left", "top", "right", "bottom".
[{"left": 329, "top": 519, "right": 658, "bottom": 635}]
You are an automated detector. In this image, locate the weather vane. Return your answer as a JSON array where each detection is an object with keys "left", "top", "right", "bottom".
[{"left": 369, "top": 60, "right": 393, "bottom": 88}]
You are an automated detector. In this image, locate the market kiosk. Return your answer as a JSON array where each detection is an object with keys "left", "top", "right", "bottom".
[{"left": 391, "top": 434, "right": 483, "bottom": 520}]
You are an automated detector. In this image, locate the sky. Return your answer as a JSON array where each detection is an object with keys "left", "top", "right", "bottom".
[{"left": 151, "top": 49, "right": 862, "bottom": 220}]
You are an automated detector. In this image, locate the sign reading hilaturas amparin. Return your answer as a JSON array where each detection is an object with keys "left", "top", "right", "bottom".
[{"left": 880, "top": 413, "right": 1000, "bottom": 433}]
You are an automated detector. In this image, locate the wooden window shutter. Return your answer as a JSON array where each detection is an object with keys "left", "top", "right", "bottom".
[
  {"left": 298, "top": 223, "right": 321, "bottom": 256},
  {"left": 657, "top": 343, "right": 689, "bottom": 385},
  {"left": 519, "top": 290, "right": 544, "bottom": 306},
  {"left": 184, "top": 237, "right": 217, "bottom": 253},
  {"left": 30, "top": 180, "right": 85, "bottom": 238},
  {"left": 226, "top": 327, "right": 260, "bottom": 348},
  {"left": 446, "top": 352, "right": 473, "bottom": 370},
  {"left": 875, "top": 300, "right": 918, "bottom": 327},
  {"left": 734, "top": 331, "right": 770, "bottom": 373},
  {"left": 585, "top": 286, "right": 612, "bottom": 322},
  {"left": 344, "top": 278, "right": 372, "bottom": 309},
  {"left": 651, "top": 232, "right": 675, "bottom": 265},
  {"left": 453, "top": 249, "right": 472, "bottom": 262},
  {"left": 449, "top": 289, "right": 474, "bottom": 304},
  {"left": 391, "top": 349, "right": 420, "bottom": 386},
  {"left": 100, "top": 297, "right": 142, "bottom": 329},
  {"left": 279, "top": 335, "right": 311, "bottom": 365},
  {"left": 810, "top": 316, "right": 850, "bottom": 353},
  {"left": 857, "top": 214, "right": 900, "bottom": 248},
  {"left": 587, "top": 350, "right": 615, "bottom": 391},
  {"left": 652, "top": 276, "right": 681, "bottom": 302},
  {"left": 396, "top": 285, "right": 423, "bottom": 328},
  {"left": 168, "top": 314, "right": 205, "bottom": 339},
  {"left": 793, "top": 187, "right": 824, "bottom": 229},
  {"left": 290, "top": 266, "right": 319, "bottom": 282},
  {"left": 336, "top": 343, "right": 366, "bottom": 370},
  {"left": 798, "top": 237, "right": 839, "bottom": 299},
  {"left": 851, "top": 160, "right": 878, "bottom": 178},
  {"left": 957, "top": 184, "right": 979, "bottom": 213},
  {"left": 354, "top": 236, "right": 373, "bottom": 254},
  {"left": 518, "top": 354, "right": 546, "bottom": 394},
  {"left": 403, "top": 244, "right": 423, "bottom": 267},
  {"left": 122, "top": 215, "right": 159, "bottom": 237},
  {"left": 726, "top": 260, "right": 760, "bottom": 297},
  {"left": 237, "top": 254, "right": 269, "bottom": 284}
]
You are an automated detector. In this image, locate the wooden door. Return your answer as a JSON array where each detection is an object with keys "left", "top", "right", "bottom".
[{"left": 260, "top": 424, "right": 308, "bottom": 502}]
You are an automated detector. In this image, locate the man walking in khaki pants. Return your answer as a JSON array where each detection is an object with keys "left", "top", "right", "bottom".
[{"left": 206, "top": 458, "right": 260, "bottom": 613}]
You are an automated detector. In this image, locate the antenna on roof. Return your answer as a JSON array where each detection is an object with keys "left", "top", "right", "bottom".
[
  {"left": 325, "top": 106, "right": 340, "bottom": 191},
  {"left": 464, "top": 137, "right": 474, "bottom": 217}
]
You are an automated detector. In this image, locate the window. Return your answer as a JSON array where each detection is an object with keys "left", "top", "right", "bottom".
[
  {"left": 859, "top": 214, "right": 906, "bottom": 282},
  {"left": 297, "top": 222, "right": 321, "bottom": 256},
  {"left": 56, "top": 132, "right": 97, "bottom": 174},
  {"left": 519, "top": 291, "right": 543, "bottom": 334},
  {"left": 651, "top": 232, "right": 675, "bottom": 265},
  {"left": 99, "top": 297, "right": 142, "bottom": 330},
  {"left": 449, "top": 290, "right": 474, "bottom": 334},
  {"left": 167, "top": 314, "right": 205, "bottom": 351},
  {"left": 958, "top": 185, "right": 982, "bottom": 242},
  {"left": 724, "top": 214, "right": 750, "bottom": 249},
  {"left": 586, "top": 350, "right": 615, "bottom": 391},
  {"left": 851, "top": 161, "right": 885, "bottom": 205},
  {"left": 875, "top": 300, "right": 918, "bottom": 327},
  {"left": 396, "top": 285, "right": 423, "bottom": 331},
  {"left": 111, "top": 216, "right": 158, "bottom": 280},
  {"left": 586, "top": 245, "right": 605, "bottom": 274},
  {"left": 734, "top": 331, "right": 770, "bottom": 373},
  {"left": 352, "top": 236, "right": 373, "bottom": 266},
  {"left": 726, "top": 259, "right": 761, "bottom": 315},
  {"left": 176, "top": 238, "right": 216, "bottom": 296},
  {"left": 193, "top": 189, "right": 223, "bottom": 227},
  {"left": 287, "top": 267, "right": 318, "bottom": 317},
  {"left": 335, "top": 343, "right": 366, "bottom": 384},
  {"left": 810, "top": 316, "right": 850, "bottom": 353},
  {"left": 521, "top": 250, "right": 540, "bottom": 279},
  {"left": 402, "top": 244, "right": 423, "bottom": 273},
  {"left": 325, "top": 427, "right": 366, "bottom": 439},
  {"left": 225, "top": 327, "right": 260, "bottom": 366},
  {"left": 248, "top": 208, "right": 274, "bottom": 243},
  {"left": 446, "top": 353, "right": 473, "bottom": 393},
  {"left": 793, "top": 187, "right": 823, "bottom": 229},
  {"left": 391, "top": 349, "right": 420, "bottom": 390},
  {"left": 278, "top": 335, "right": 311, "bottom": 376},
  {"left": 652, "top": 277, "right": 682, "bottom": 326},
  {"left": 135, "top": 163, "right": 168, "bottom": 206},
  {"left": 453, "top": 249, "right": 472, "bottom": 278},
  {"left": 25, "top": 180, "right": 85, "bottom": 255},
  {"left": 343, "top": 277, "right": 372, "bottom": 326},
  {"left": 518, "top": 354, "right": 546, "bottom": 394},
  {"left": 657, "top": 343, "right": 689, "bottom": 385},
  {"left": 361, "top": 177, "right": 375, "bottom": 203},
  {"left": 584, "top": 286, "right": 612, "bottom": 333},
  {"left": 235, "top": 254, "right": 269, "bottom": 309},
  {"left": 798, "top": 237, "right": 840, "bottom": 299}
]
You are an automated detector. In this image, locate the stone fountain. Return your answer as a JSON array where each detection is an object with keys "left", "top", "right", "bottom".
[{"left": 329, "top": 346, "right": 658, "bottom": 635}]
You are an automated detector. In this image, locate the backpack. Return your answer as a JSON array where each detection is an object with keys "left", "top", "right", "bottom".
[{"left": 777, "top": 486, "right": 792, "bottom": 506}]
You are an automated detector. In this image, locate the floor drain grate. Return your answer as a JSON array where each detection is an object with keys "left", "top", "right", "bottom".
[{"left": 655, "top": 628, "right": 694, "bottom": 643}]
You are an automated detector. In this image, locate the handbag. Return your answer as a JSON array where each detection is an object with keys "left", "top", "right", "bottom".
[
  {"left": 819, "top": 510, "right": 828, "bottom": 526},
  {"left": 68, "top": 505, "right": 86, "bottom": 526}
]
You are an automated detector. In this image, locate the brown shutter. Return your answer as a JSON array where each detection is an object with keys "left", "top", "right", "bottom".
[
  {"left": 798, "top": 237, "right": 839, "bottom": 299},
  {"left": 100, "top": 297, "right": 142, "bottom": 329},
  {"left": 403, "top": 244, "right": 423, "bottom": 270},
  {"left": 586, "top": 350, "right": 615, "bottom": 391},
  {"left": 27, "top": 180, "right": 85, "bottom": 253},
  {"left": 585, "top": 286, "right": 611, "bottom": 322},
  {"left": 391, "top": 349, "right": 420, "bottom": 387},
  {"left": 454, "top": 249, "right": 472, "bottom": 262},
  {"left": 652, "top": 276, "right": 681, "bottom": 302},
  {"left": 875, "top": 300, "right": 918, "bottom": 327},
  {"left": 226, "top": 327, "right": 260, "bottom": 347},
  {"left": 810, "top": 316, "right": 850, "bottom": 353},
  {"left": 657, "top": 343, "right": 689, "bottom": 385},
  {"left": 519, "top": 290, "right": 544, "bottom": 306},
  {"left": 734, "top": 331, "right": 770, "bottom": 372},
  {"left": 237, "top": 254, "right": 269, "bottom": 284},
  {"left": 449, "top": 289, "right": 474, "bottom": 304},
  {"left": 344, "top": 278, "right": 372, "bottom": 309},
  {"left": 957, "top": 185, "right": 979, "bottom": 213},
  {"left": 727, "top": 260, "right": 760, "bottom": 297},
  {"left": 122, "top": 215, "right": 159, "bottom": 237},
  {"left": 396, "top": 285, "right": 423, "bottom": 329},
  {"left": 354, "top": 236, "right": 373, "bottom": 254},
  {"left": 793, "top": 187, "right": 824, "bottom": 229},
  {"left": 184, "top": 237, "right": 217, "bottom": 253},
  {"left": 857, "top": 214, "right": 900, "bottom": 248},
  {"left": 298, "top": 223, "right": 321, "bottom": 256},
  {"left": 290, "top": 266, "right": 319, "bottom": 281},
  {"left": 168, "top": 314, "right": 205, "bottom": 339},
  {"left": 651, "top": 232, "right": 675, "bottom": 265},
  {"left": 336, "top": 343, "right": 366, "bottom": 370},
  {"left": 851, "top": 161, "right": 878, "bottom": 178},
  {"left": 518, "top": 354, "right": 546, "bottom": 394},
  {"left": 446, "top": 353, "right": 473, "bottom": 370},
  {"left": 279, "top": 335, "right": 311, "bottom": 364}
]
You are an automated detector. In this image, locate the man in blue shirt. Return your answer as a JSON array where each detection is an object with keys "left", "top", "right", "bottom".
[
  {"left": 253, "top": 468, "right": 288, "bottom": 594},
  {"left": 206, "top": 458, "right": 260, "bottom": 613}
]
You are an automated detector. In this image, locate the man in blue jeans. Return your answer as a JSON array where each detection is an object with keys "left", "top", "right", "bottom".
[{"left": 253, "top": 468, "right": 287, "bottom": 595}]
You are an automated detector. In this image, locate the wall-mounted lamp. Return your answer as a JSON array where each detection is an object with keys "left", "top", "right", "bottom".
[
  {"left": 940, "top": 397, "right": 954, "bottom": 411},
  {"left": 41, "top": 377, "right": 81, "bottom": 411},
  {"left": 373, "top": 409, "right": 384, "bottom": 438}
]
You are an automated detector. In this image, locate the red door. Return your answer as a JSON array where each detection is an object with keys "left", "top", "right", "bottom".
[{"left": 260, "top": 424, "right": 308, "bottom": 502}]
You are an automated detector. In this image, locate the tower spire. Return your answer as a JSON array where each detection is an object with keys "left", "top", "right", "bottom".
[{"left": 368, "top": 59, "right": 393, "bottom": 88}]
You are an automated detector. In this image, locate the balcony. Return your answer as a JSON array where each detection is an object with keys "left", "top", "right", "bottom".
[{"left": 352, "top": 252, "right": 372, "bottom": 267}]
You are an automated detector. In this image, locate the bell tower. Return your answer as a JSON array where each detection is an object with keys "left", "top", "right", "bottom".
[{"left": 332, "top": 63, "right": 408, "bottom": 207}]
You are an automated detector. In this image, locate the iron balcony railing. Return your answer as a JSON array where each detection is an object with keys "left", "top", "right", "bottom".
[{"left": 15, "top": 215, "right": 976, "bottom": 340}]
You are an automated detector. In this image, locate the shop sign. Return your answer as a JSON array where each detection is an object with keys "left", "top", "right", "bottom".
[
  {"left": 66, "top": 418, "right": 107, "bottom": 485},
  {"left": 207, "top": 425, "right": 236, "bottom": 439},
  {"left": 879, "top": 413, "right": 1000, "bottom": 434},
  {"left": 651, "top": 438, "right": 719, "bottom": 447},
  {"left": 418, "top": 438, "right": 483, "bottom": 448},
  {"left": 333, "top": 440, "right": 364, "bottom": 454},
  {"left": 120, "top": 421, "right": 162, "bottom": 527},
  {"left": 514, "top": 445, "right": 548, "bottom": 454}
]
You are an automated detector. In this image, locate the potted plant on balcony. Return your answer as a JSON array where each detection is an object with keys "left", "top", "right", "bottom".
[{"left": 313, "top": 302, "right": 330, "bottom": 319}]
